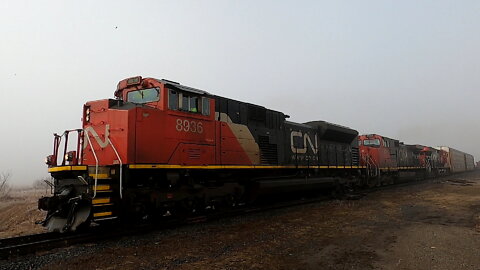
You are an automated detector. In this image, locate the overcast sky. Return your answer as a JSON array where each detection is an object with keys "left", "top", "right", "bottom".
[{"left": 0, "top": 1, "right": 479, "bottom": 186}]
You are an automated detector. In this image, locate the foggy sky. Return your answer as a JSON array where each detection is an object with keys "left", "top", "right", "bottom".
[{"left": 1, "top": 1, "right": 479, "bottom": 186}]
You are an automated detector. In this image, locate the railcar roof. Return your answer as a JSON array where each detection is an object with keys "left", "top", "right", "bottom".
[
  {"left": 285, "top": 121, "right": 312, "bottom": 128},
  {"left": 156, "top": 78, "right": 284, "bottom": 114},
  {"left": 360, "top": 134, "right": 399, "bottom": 142},
  {"left": 156, "top": 79, "right": 211, "bottom": 95},
  {"left": 305, "top": 120, "right": 353, "bottom": 131}
]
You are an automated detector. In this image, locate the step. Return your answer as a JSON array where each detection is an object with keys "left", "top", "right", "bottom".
[
  {"left": 90, "top": 173, "right": 111, "bottom": 179},
  {"left": 93, "top": 216, "right": 118, "bottom": 221},
  {"left": 92, "top": 203, "right": 114, "bottom": 207},
  {"left": 93, "top": 211, "right": 113, "bottom": 218},
  {"left": 93, "top": 184, "right": 112, "bottom": 192},
  {"left": 92, "top": 197, "right": 112, "bottom": 205}
]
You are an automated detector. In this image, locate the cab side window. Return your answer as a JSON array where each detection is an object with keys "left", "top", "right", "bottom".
[
  {"left": 168, "top": 90, "right": 178, "bottom": 110},
  {"left": 168, "top": 89, "right": 210, "bottom": 116},
  {"left": 202, "top": 97, "right": 210, "bottom": 116},
  {"left": 181, "top": 94, "right": 189, "bottom": 111},
  {"left": 189, "top": 96, "right": 199, "bottom": 113}
]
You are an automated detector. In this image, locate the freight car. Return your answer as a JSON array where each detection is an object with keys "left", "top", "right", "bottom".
[
  {"left": 38, "top": 76, "right": 364, "bottom": 232},
  {"left": 37, "top": 76, "right": 475, "bottom": 233},
  {"left": 438, "top": 147, "right": 475, "bottom": 173}
]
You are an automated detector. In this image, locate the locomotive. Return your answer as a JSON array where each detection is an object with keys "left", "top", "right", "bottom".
[
  {"left": 358, "top": 134, "right": 475, "bottom": 184},
  {"left": 37, "top": 76, "right": 475, "bottom": 232}
]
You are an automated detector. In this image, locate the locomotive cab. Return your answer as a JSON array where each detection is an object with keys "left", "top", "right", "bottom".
[
  {"left": 39, "top": 76, "right": 217, "bottom": 232},
  {"left": 358, "top": 134, "right": 398, "bottom": 170}
]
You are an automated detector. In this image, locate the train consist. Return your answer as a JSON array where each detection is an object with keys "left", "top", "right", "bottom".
[
  {"left": 358, "top": 134, "right": 474, "bottom": 186},
  {"left": 38, "top": 76, "right": 475, "bottom": 232}
]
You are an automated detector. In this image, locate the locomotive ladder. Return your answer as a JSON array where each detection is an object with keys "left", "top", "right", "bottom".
[
  {"left": 90, "top": 168, "right": 118, "bottom": 221},
  {"left": 84, "top": 135, "right": 121, "bottom": 222}
]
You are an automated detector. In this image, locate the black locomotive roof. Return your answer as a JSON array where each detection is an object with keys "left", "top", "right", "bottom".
[
  {"left": 285, "top": 121, "right": 311, "bottom": 129},
  {"left": 310, "top": 121, "right": 358, "bottom": 143},
  {"left": 287, "top": 120, "right": 358, "bottom": 144}
]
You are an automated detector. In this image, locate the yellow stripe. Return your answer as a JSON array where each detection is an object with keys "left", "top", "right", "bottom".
[
  {"left": 90, "top": 173, "right": 110, "bottom": 179},
  {"left": 397, "top": 166, "right": 425, "bottom": 170},
  {"left": 93, "top": 211, "right": 112, "bottom": 218},
  {"left": 48, "top": 166, "right": 87, "bottom": 172},
  {"left": 93, "top": 185, "right": 111, "bottom": 191},
  {"left": 93, "top": 203, "right": 114, "bottom": 207},
  {"left": 128, "top": 164, "right": 367, "bottom": 170},
  {"left": 92, "top": 198, "right": 111, "bottom": 205}
]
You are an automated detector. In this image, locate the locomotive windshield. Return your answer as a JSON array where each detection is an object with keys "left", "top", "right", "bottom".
[
  {"left": 363, "top": 139, "right": 380, "bottom": 147},
  {"left": 127, "top": 88, "right": 160, "bottom": 104}
]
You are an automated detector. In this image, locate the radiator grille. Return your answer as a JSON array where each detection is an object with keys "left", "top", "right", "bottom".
[
  {"left": 351, "top": 147, "right": 359, "bottom": 166},
  {"left": 258, "top": 136, "right": 278, "bottom": 165},
  {"left": 187, "top": 148, "right": 201, "bottom": 159}
]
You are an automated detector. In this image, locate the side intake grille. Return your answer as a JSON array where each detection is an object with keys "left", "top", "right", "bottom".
[
  {"left": 351, "top": 147, "right": 359, "bottom": 166},
  {"left": 258, "top": 136, "right": 278, "bottom": 165},
  {"left": 187, "top": 149, "right": 201, "bottom": 159}
]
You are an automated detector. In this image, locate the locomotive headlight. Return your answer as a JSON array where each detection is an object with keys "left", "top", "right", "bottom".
[
  {"left": 45, "top": 155, "right": 53, "bottom": 165},
  {"left": 65, "top": 151, "right": 76, "bottom": 162}
]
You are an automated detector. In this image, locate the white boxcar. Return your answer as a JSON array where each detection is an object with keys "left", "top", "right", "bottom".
[
  {"left": 465, "top": 154, "right": 475, "bottom": 170},
  {"left": 438, "top": 146, "right": 475, "bottom": 173}
]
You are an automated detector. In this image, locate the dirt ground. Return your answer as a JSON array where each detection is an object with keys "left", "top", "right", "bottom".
[
  {"left": 3, "top": 171, "right": 480, "bottom": 269},
  {"left": 0, "top": 188, "right": 48, "bottom": 238}
]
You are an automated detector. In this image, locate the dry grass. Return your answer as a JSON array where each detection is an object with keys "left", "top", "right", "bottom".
[
  {"left": 0, "top": 187, "right": 49, "bottom": 238},
  {"left": 0, "top": 172, "right": 12, "bottom": 200}
]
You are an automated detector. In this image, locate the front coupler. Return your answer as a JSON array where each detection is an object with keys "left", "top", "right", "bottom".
[{"left": 38, "top": 179, "right": 92, "bottom": 232}]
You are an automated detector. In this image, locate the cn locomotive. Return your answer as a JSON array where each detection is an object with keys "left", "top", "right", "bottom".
[{"left": 38, "top": 76, "right": 475, "bottom": 232}]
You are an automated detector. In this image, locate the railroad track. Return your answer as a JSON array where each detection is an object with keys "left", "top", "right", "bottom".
[
  {"left": 0, "top": 195, "right": 333, "bottom": 260},
  {"left": 1, "top": 174, "right": 461, "bottom": 260},
  {"left": 0, "top": 231, "right": 96, "bottom": 259}
]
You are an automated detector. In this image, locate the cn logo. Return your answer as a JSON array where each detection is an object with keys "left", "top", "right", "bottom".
[
  {"left": 290, "top": 131, "right": 318, "bottom": 154},
  {"left": 83, "top": 125, "right": 110, "bottom": 149}
]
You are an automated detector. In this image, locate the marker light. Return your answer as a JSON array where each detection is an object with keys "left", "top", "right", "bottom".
[
  {"left": 85, "top": 107, "right": 90, "bottom": 122},
  {"left": 126, "top": 76, "right": 142, "bottom": 86}
]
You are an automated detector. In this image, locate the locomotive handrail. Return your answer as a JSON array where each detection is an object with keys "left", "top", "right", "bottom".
[
  {"left": 362, "top": 154, "right": 379, "bottom": 179},
  {"left": 369, "top": 155, "right": 379, "bottom": 177},
  {"left": 107, "top": 138, "right": 123, "bottom": 199},
  {"left": 85, "top": 133, "right": 99, "bottom": 198},
  {"left": 54, "top": 129, "right": 83, "bottom": 166}
]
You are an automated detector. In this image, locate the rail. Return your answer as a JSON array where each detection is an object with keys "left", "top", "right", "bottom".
[
  {"left": 0, "top": 231, "right": 93, "bottom": 259},
  {"left": 1, "top": 171, "right": 456, "bottom": 260},
  {"left": 107, "top": 138, "right": 123, "bottom": 199},
  {"left": 85, "top": 133, "right": 99, "bottom": 198},
  {"left": 362, "top": 154, "right": 379, "bottom": 179},
  {"left": 0, "top": 196, "right": 331, "bottom": 259},
  {"left": 51, "top": 129, "right": 83, "bottom": 167}
]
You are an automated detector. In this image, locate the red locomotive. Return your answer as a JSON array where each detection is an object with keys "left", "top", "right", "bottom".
[
  {"left": 38, "top": 76, "right": 476, "bottom": 232},
  {"left": 358, "top": 134, "right": 474, "bottom": 186},
  {"left": 39, "top": 76, "right": 362, "bottom": 232}
]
